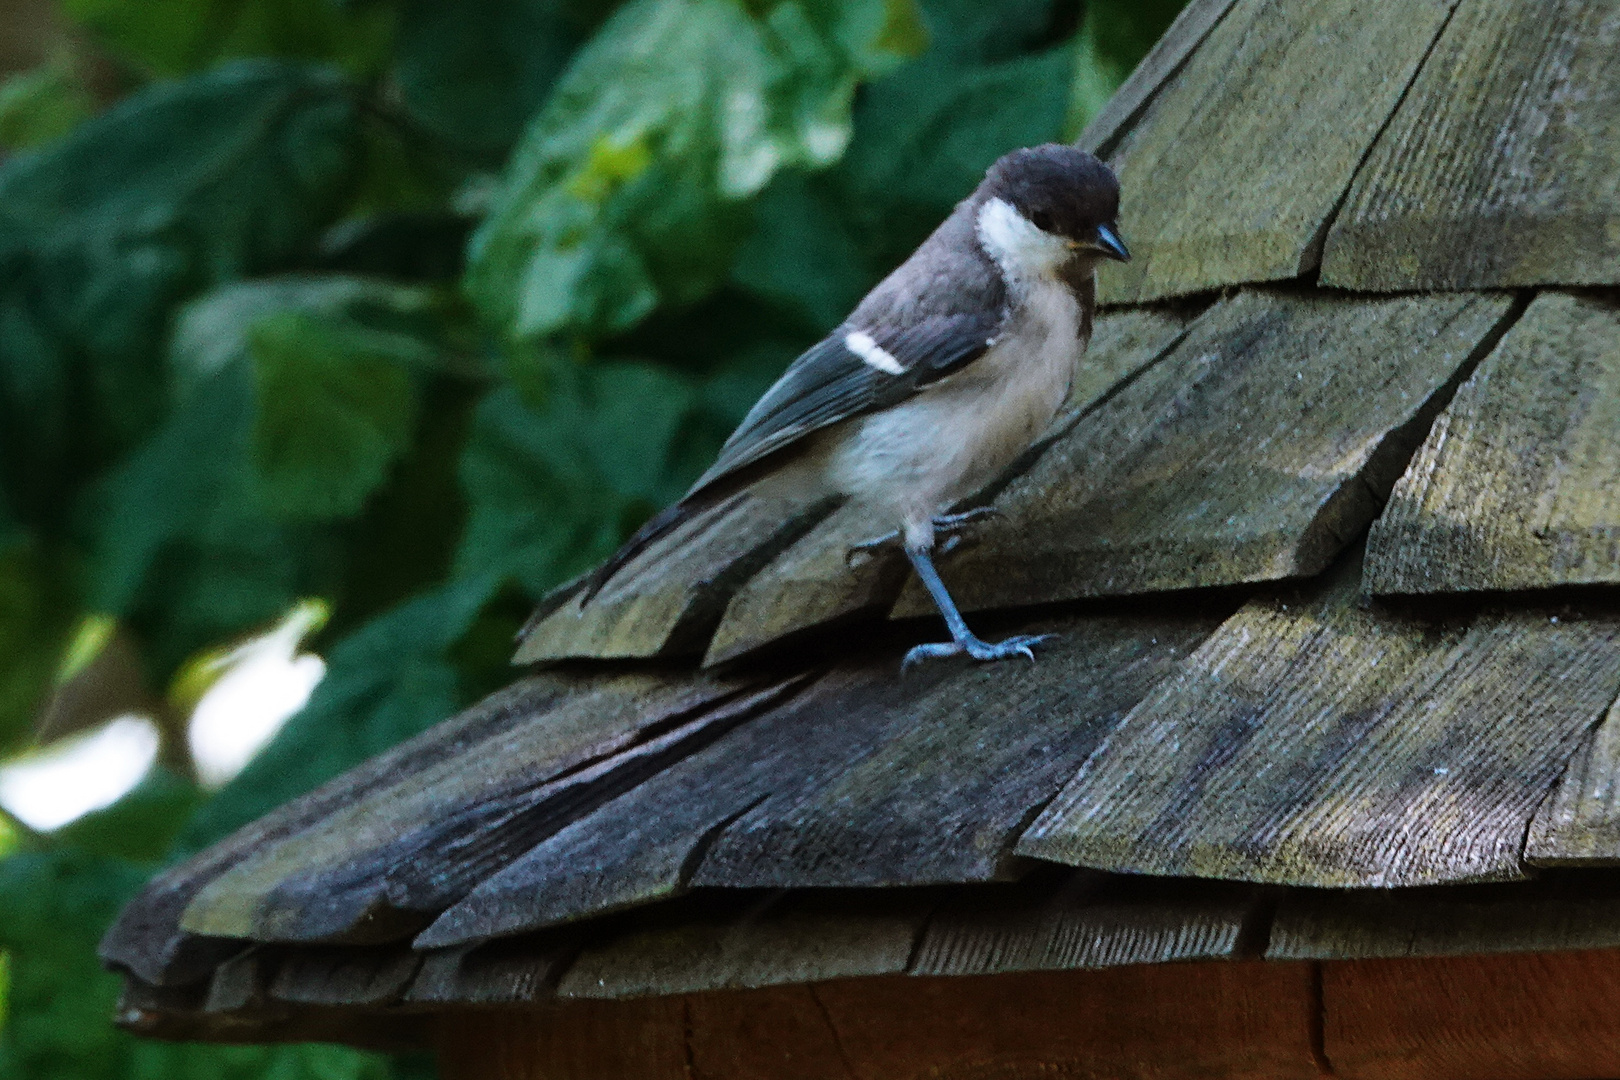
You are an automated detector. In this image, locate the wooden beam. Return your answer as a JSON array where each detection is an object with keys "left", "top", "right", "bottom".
[
  {"left": 437, "top": 962, "right": 1321, "bottom": 1080},
  {"left": 1323, "top": 950, "right": 1620, "bottom": 1080},
  {"left": 438, "top": 950, "right": 1620, "bottom": 1080}
]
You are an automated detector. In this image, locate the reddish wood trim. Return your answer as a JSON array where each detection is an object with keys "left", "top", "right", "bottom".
[
  {"left": 1323, "top": 949, "right": 1620, "bottom": 1080},
  {"left": 438, "top": 951, "right": 1620, "bottom": 1080},
  {"left": 438, "top": 962, "right": 1320, "bottom": 1080}
]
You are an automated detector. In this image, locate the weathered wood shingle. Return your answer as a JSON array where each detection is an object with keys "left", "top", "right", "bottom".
[
  {"left": 1016, "top": 560, "right": 1620, "bottom": 886},
  {"left": 1096, "top": 0, "right": 1458, "bottom": 304},
  {"left": 1366, "top": 292, "right": 1620, "bottom": 595},
  {"left": 1320, "top": 0, "right": 1620, "bottom": 291}
]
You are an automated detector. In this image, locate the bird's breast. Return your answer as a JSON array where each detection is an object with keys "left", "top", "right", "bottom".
[{"left": 831, "top": 273, "right": 1086, "bottom": 524}]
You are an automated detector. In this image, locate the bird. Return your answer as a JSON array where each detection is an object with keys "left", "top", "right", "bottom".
[{"left": 574, "top": 143, "right": 1129, "bottom": 668}]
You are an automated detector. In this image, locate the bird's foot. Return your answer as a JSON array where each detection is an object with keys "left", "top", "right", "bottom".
[
  {"left": 933, "top": 506, "right": 1001, "bottom": 533},
  {"left": 902, "top": 632, "right": 1054, "bottom": 670}
]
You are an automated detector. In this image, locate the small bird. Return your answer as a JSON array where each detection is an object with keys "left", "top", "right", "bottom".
[{"left": 578, "top": 143, "right": 1128, "bottom": 667}]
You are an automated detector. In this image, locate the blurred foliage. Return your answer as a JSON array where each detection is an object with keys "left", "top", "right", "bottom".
[{"left": 0, "top": 0, "right": 1185, "bottom": 1075}]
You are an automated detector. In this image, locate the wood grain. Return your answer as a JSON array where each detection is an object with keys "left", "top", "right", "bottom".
[
  {"left": 268, "top": 946, "right": 419, "bottom": 1007},
  {"left": 892, "top": 289, "right": 1514, "bottom": 619},
  {"left": 1076, "top": 0, "right": 1243, "bottom": 157},
  {"left": 704, "top": 308, "right": 1198, "bottom": 666},
  {"left": 515, "top": 491, "right": 841, "bottom": 663},
  {"left": 694, "top": 615, "right": 1220, "bottom": 888},
  {"left": 811, "top": 964, "right": 1319, "bottom": 1080},
  {"left": 100, "top": 673, "right": 589, "bottom": 985},
  {"left": 1096, "top": 0, "right": 1457, "bottom": 305},
  {"left": 1526, "top": 694, "right": 1620, "bottom": 864},
  {"left": 414, "top": 665, "right": 910, "bottom": 947},
  {"left": 556, "top": 893, "right": 926, "bottom": 999},
  {"left": 1320, "top": 1, "right": 1620, "bottom": 291},
  {"left": 1270, "top": 875, "right": 1620, "bottom": 959},
  {"left": 1365, "top": 292, "right": 1620, "bottom": 594},
  {"left": 406, "top": 935, "right": 575, "bottom": 1005},
  {"left": 176, "top": 672, "right": 761, "bottom": 943},
  {"left": 438, "top": 964, "right": 1322, "bottom": 1080},
  {"left": 912, "top": 871, "right": 1263, "bottom": 975},
  {"left": 436, "top": 1000, "right": 689, "bottom": 1080},
  {"left": 1016, "top": 559, "right": 1620, "bottom": 887},
  {"left": 1323, "top": 950, "right": 1620, "bottom": 1080}
]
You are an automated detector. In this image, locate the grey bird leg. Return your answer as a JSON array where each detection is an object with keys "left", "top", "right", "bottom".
[
  {"left": 847, "top": 507, "right": 1001, "bottom": 567},
  {"left": 901, "top": 542, "right": 1052, "bottom": 669}
]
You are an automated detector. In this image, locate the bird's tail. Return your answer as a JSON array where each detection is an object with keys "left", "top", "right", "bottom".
[{"left": 577, "top": 494, "right": 710, "bottom": 607}]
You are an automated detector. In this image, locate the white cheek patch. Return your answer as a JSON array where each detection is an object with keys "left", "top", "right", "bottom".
[
  {"left": 845, "top": 330, "right": 905, "bottom": 375},
  {"left": 976, "top": 197, "right": 1071, "bottom": 280}
]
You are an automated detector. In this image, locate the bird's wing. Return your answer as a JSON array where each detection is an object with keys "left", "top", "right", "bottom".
[{"left": 688, "top": 309, "right": 1004, "bottom": 495}]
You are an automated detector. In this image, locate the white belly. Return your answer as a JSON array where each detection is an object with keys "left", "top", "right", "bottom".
[{"left": 829, "top": 275, "right": 1084, "bottom": 545}]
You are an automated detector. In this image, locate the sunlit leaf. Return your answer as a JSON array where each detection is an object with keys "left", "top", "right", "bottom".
[
  {"left": 179, "top": 578, "right": 494, "bottom": 850},
  {"left": 466, "top": 0, "right": 925, "bottom": 341},
  {"left": 85, "top": 276, "right": 443, "bottom": 676}
]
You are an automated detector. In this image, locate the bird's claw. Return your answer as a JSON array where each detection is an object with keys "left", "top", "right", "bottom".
[
  {"left": 902, "top": 633, "right": 1054, "bottom": 671},
  {"left": 933, "top": 506, "right": 1001, "bottom": 532}
]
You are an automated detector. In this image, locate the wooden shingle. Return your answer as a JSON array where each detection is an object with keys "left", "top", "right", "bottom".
[
  {"left": 1365, "top": 292, "right": 1620, "bottom": 595},
  {"left": 1526, "top": 695, "right": 1620, "bottom": 865},
  {"left": 417, "top": 611, "right": 1217, "bottom": 947},
  {"left": 172, "top": 672, "right": 769, "bottom": 944},
  {"left": 1016, "top": 560, "right": 1620, "bottom": 886},
  {"left": 1269, "top": 875, "right": 1620, "bottom": 960},
  {"left": 1096, "top": 0, "right": 1457, "bottom": 304},
  {"left": 515, "top": 493, "right": 841, "bottom": 663},
  {"left": 1320, "top": 0, "right": 1620, "bottom": 291},
  {"left": 693, "top": 614, "right": 1220, "bottom": 888}
]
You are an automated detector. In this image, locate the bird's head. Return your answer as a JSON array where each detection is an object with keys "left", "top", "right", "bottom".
[{"left": 975, "top": 144, "right": 1129, "bottom": 279}]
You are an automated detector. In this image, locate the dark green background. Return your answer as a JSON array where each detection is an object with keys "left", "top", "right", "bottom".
[{"left": 0, "top": 0, "right": 1185, "bottom": 1074}]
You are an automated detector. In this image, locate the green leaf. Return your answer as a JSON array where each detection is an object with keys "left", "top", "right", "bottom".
[
  {"left": 85, "top": 276, "right": 442, "bottom": 676},
  {"left": 62, "top": 0, "right": 395, "bottom": 79},
  {"left": 729, "top": 170, "right": 869, "bottom": 331},
  {"left": 0, "top": 847, "right": 402, "bottom": 1079},
  {"left": 248, "top": 310, "right": 420, "bottom": 521},
  {"left": 466, "top": 0, "right": 925, "bottom": 341},
  {"left": 1067, "top": 0, "right": 1188, "bottom": 137},
  {"left": 0, "top": 542, "right": 80, "bottom": 757},
  {"left": 454, "top": 370, "right": 697, "bottom": 596},
  {"left": 393, "top": 0, "right": 590, "bottom": 159},
  {"left": 179, "top": 578, "right": 493, "bottom": 851},
  {"left": 0, "top": 58, "right": 95, "bottom": 151},
  {"left": 0, "top": 61, "right": 362, "bottom": 534}
]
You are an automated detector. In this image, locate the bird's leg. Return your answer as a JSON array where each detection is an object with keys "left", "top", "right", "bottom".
[
  {"left": 847, "top": 507, "right": 1001, "bottom": 568},
  {"left": 900, "top": 541, "right": 1053, "bottom": 669}
]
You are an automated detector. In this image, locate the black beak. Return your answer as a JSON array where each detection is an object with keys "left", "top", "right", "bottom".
[{"left": 1094, "top": 222, "right": 1131, "bottom": 262}]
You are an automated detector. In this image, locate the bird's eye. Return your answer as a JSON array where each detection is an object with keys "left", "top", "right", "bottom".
[{"left": 1031, "top": 210, "right": 1054, "bottom": 231}]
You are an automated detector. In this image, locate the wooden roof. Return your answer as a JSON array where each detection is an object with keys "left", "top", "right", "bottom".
[{"left": 104, "top": 0, "right": 1620, "bottom": 1048}]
